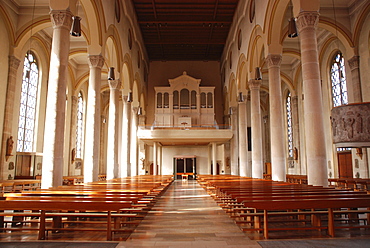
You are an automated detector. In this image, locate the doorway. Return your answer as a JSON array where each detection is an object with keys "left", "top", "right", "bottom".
[
  {"left": 174, "top": 156, "right": 196, "bottom": 180},
  {"left": 337, "top": 151, "right": 353, "bottom": 178}
]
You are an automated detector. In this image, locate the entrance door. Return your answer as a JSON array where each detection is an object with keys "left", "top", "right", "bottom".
[
  {"left": 174, "top": 157, "right": 196, "bottom": 179},
  {"left": 338, "top": 151, "right": 353, "bottom": 178}
]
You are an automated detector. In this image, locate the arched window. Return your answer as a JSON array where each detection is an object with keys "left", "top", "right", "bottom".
[
  {"left": 76, "top": 92, "right": 84, "bottom": 159},
  {"left": 331, "top": 52, "right": 348, "bottom": 107},
  {"left": 17, "top": 51, "right": 39, "bottom": 152},
  {"left": 200, "top": 93, "right": 206, "bottom": 108},
  {"left": 157, "top": 93, "right": 162, "bottom": 108},
  {"left": 286, "top": 91, "right": 293, "bottom": 158},
  {"left": 207, "top": 92, "right": 213, "bottom": 108},
  {"left": 191, "top": 91, "right": 197, "bottom": 109},
  {"left": 180, "top": 89, "right": 189, "bottom": 109},
  {"left": 163, "top": 93, "right": 169, "bottom": 108},
  {"left": 173, "top": 91, "right": 179, "bottom": 109}
]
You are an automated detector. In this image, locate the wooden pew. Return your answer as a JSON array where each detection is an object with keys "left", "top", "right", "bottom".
[
  {"left": 197, "top": 175, "right": 370, "bottom": 239},
  {"left": 0, "top": 175, "right": 174, "bottom": 241}
]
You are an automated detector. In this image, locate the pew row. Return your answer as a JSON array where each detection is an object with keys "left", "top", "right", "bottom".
[{"left": 197, "top": 175, "right": 370, "bottom": 239}]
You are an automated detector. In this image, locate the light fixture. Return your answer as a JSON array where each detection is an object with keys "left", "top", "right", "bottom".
[
  {"left": 70, "top": 1, "right": 81, "bottom": 37},
  {"left": 228, "top": 107, "right": 233, "bottom": 115},
  {"left": 253, "top": 2, "right": 262, "bottom": 81},
  {"left": 288, "top": 17, "right": 298, "bottom": 38},
  {"left": 108, "top": 67, "right": 115, "bottom": 80},
  {"left": 70, "top": 16, "right": 82, "bottom": 37},
  {"left": 238, "top": 92, "right": 244, "bottom": 102},
  {"left": 127, "top": 92, "right": 133, "bottom": 102},
  {"left": 137, "top": 107, "right": 143, "bottom": 115},
  {"left": 287, "top": 1, "right": 298, "bottom": 38},
  {"left": 255, "top": 67, "right": 262, "bottom": 80}
]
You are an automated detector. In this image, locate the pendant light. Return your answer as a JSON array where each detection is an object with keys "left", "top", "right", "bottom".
[
  {"left": 287, "top": 1, "right": 298, "bottom": 38},
  {"left": 108, "top": 67, "right": 115, "bottom": 80},
  {"left": 253, "top": 2, "right": 261, "bottom": 80},
  {"left": 70, "top": 1, "right": 82, "bottom": 37}
]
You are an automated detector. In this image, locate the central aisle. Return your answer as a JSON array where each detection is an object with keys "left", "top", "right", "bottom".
[{"left": 119, "top": 180, "right": 261, "bottom": 248}]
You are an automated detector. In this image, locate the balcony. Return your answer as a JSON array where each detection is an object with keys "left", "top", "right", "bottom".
[{"left": 331, "top": 102, "right": 370, "bottom": 148}]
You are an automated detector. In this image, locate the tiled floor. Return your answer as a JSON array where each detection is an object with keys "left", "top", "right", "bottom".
[{"left": 118, "top": 180, "right": 261, "bottom": 248}]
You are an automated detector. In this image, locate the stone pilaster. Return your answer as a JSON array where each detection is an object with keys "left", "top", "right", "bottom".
[
  {"left": 230, "top": 107, "right": 239, "bottom": 175},
  {"left": 296, "top": 11, "right": 328, "bottom": 186},
  {"left": 120, "top": 95, "right": 131, "bottom": 177},
  {"left": 266, "top": 54, "right": 286, "bottom": 181},
  {"left": 83, "top": 55, "right": 104, "bottom": 183},
  {"left": 42, "top": 10, "right": 72, "bottom": 188},
  {"left": 238, "top": 99, "right": 250, "bottom": 177},
  {"left": 348, "top": 56, "right": 362, "bottom": 103},
  {"left": 1, "top": 56, "right": 20, "bottom": 180},
  {"left": 106, "top": 80, "right": 121, "bottom": 180},
  {"left": 249, "top": 79, "right": 264, "bottom": 179}
]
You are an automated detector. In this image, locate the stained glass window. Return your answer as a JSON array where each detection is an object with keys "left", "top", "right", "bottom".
[
  {"left": 286, "top": 91, "right": 293, "bottom": 157},
  {"left": 17, "top": 51, "right": 39, "bottom": 152},
  {"left": 76, "top": 92, "right": 84, "bottom": 158},
  {"left": 331, "top": 52, "right": 348, "bottom": 107}
]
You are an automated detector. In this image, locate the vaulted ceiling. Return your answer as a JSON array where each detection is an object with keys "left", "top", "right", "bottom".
[{"left": 131, "top": 0, "right": 240, "bottom": 61}]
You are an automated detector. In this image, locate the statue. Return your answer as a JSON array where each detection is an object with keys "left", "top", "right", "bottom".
[
  {"left": 6, "top": 136, "right": 14, "bottom": 161},
  {"left": 6, "top": 136, "right": 14, "bottom": 156},
  {"left": 293, "top": 147, "right": 298, "bottom": 160}
]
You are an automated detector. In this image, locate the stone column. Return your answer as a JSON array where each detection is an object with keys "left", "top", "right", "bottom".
[
  {"left": 42, "top": 10, "right": 72, "bottom": 188},
  {"left": 120, "top": 95, "right": 131, "bottom": 177},
  {"left": 296, "top": 11, "right": 327, "bottom": 186},
  {"left": 83, "top": 55, "right": 104, "bottom": 183},
  {"left": 212, "top": 142, "right": 217, "bottom": 175},
  {"left": 68, "top": 95, "right": 78, "bottom": 176},
  {"left": 208, "top": 145, "right": 212, "bottom": 174},
  {"left": 153, "top": 142, "right": 157, "bottom": 175},
  {"left": 292, "top": 96, "right": 301, "bottom": 173},
  {"left": 249, "top": 79, "right": 263, "bottom": 179},
  {"left": 348, "top": 56, "right": 362, "bottom": 103},
  {"left": 238, "top": 98, "right": 250, "bottom": 177},
  {"left": 0, "top": 56, "right": 20, "bottom": 180},
  {"left": 230, "top": 107, "right": 239, "bottom": 175},
  {"left": 106, "top": 80, "right": 121, "bottom": 180},
  {"left": 130, "top": 107, "right": 139, "bottom": 176},
  {"left": 266, "top": 54, "right": 286, "bottom": 181}
]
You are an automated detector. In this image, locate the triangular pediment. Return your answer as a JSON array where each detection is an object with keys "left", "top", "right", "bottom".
[{"left": 168, "top": 71, "right": 201, "bottom": 91}]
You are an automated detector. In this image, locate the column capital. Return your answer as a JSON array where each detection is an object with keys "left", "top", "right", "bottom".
[
  {"left": 108, "top": 79, "right": 122, "bottom": 90},
  {"left": 348, "top": 56, "right": 360, "bottom": 70},
  {"left": 88, "top": 55, "right": 105, "bottom": 69},
  {"left": 248, "top": 79, "right": 261, "bottom": 90},
  {"left": 266, "top": 54, "right": 282, "bottom": 68},
  {"left": 292, "top": 95, "right": 299, "bottom": 105},
  {"left": 296, "top": 11, "right": 319, "bottom": 33},
  {"left": 71, "top": 95, "right": 78, "bottom": 103},
  {"left": 50, "top": 10, "right": 73, "bottom": 29},
  {"left": 8, "top": 56, "right": 21, "bottom": 70}
]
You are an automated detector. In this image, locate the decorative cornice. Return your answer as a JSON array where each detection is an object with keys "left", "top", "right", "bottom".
[
  {"left": 8, "top": 56, "right": 20, "bottom": 71},
  {"left": 266, "top": 54, "right": 282, "bottom": 68},
  {"left": 50, "top": 10, "right": 72, "bottom": 29},
  {"left": 248, "top": 79, "right": 261, "bottom": 90},
  {"left": 108, "top": 79, "right": 122, "bottom": 90},
  {"left": 296, "top": 11, "right": 319, "bottom": 33},
  {"left": 348, "top": 56, "right": 359, "bottom": 70},
  {"left": 88, "top": 55, "right": 105, "bottom": 69}
]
